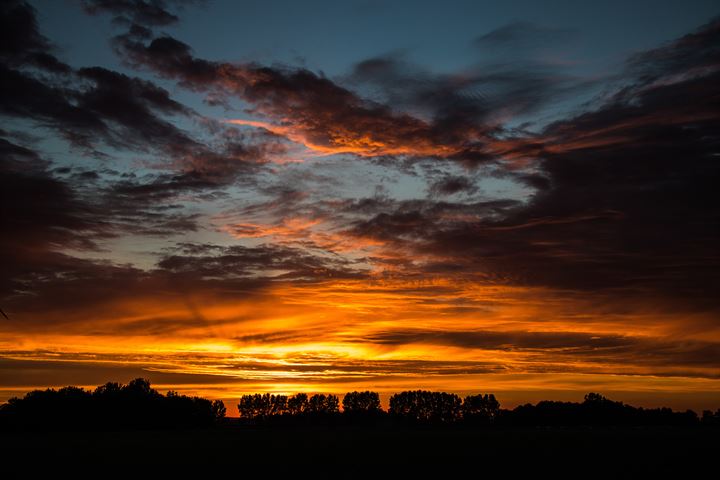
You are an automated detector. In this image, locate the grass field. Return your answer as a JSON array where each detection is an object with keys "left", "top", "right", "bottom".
[{"left": 1, "top": 424, "right": 717, "bottom": 476}]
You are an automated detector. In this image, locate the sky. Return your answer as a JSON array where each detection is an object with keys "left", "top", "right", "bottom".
[{"left": 1, "top": 0, "right": 719, "bottom": 413}]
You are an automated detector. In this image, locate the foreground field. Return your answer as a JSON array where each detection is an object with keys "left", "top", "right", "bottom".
[{"left": 1, "top": 424, "right": 717, "bottom": 476}]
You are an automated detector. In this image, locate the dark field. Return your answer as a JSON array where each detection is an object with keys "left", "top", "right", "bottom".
[{"left": 1, "top": 424, "right": 717, "bottom": 477}]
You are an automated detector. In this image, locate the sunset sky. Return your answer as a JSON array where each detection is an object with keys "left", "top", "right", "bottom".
[{"left": 2, "top": 0, "right": 719, "bottom": 413}]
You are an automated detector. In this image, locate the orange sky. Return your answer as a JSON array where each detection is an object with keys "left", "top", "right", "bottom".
[{"left": 3, "top": 277, "right": 719, "bottom": 413}]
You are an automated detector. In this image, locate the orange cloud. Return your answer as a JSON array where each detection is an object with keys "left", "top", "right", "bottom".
[
  {"left": 222, "top": 217, "right": 323, "bottom": 240},
  {"left": 227, "top": 118, "right": 465, "bottom": 158}
]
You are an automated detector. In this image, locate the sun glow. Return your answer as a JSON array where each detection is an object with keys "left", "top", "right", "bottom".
[{"left": 4, "top": 276, "right": 720, "bottom": 412}]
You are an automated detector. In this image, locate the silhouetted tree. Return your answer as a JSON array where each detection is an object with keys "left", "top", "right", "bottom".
[
  {"left": 462, "top": 393, "right": 500, "bottom": 425},
  {"left": 0, "top": 378, "right": 221, "bottom": 430},
  {"left": 307, "top": 394, "right": 339, "bottom": 414},
  {"left": 495, "top": 393, "right": 701, "bottom": 427},
  {"left": 701, "top": 409, "right": 720, "bottom": 426},
  {"left": 238, "top": 393, "right": 289, "bottom": 421},
  {"left": 237, "top": 392, "right": 341, "bottom": 424},
  {"left": 342, "top": 390, "right": 385, "bottom": 425},
  {"left": 581, "top": 392, "right": 631, "bottom": 425},
  {"left": 212, "top": 399, "right": 226, "bottom": 420},
  {"left": 342, "top": 391, "right": 381, "bottom": 414},
  {"left": 287, "top": 393, "right": 308, "bottom": 416},
  {"left": 2, "top": 383, "right": 712, "bottom": 430},
  {"left": 389, "top": 390, "right": 462, "bottom": 425},
  {"left": 94, "top": 382, "right": 122, "bottom": 397}
]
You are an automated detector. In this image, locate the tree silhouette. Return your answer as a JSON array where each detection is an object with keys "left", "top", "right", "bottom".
[
  {"left": 389, "top": 390, "right": 462, "bottom": 424},
  {"left": 343, "top": 391, "right": 383, "bottom": 421},
  {"left": 0, "top": 378, "right": 223, "bottom": 430},
  {"left": 495, "top": 393, "right": 703, "bottom": 427},
  {"left": 342, "top": 391, "right": 384, "bottom": 424},
  {"left": 342, "top": 391, "right": 381, "bottom": 414},
  {"left": 212, "top": 399, "right": 226, "bottom": 419},
  {"left": 287, "top": 393, "right": 308, "bottom": 416},
  {"left": 237, "top": 392, "right": 339, "bottom": 424},
  {"left": 1, "top": 383, "right": 714, "bottom": 430},
  {"left": 94, "top": 381, "right": 123, "bottom": 397},
  {"left": 307, "top": 394, "right": 339, "bottom": 414},
  {"left": 238, "top": 393, "right": 288, "bottom": 420},
  {"left": 701, "top": 409, "right": 720, "bottom": 426},
  {"left": 462, "top": 393, "right": 500, "bottom": 425}
]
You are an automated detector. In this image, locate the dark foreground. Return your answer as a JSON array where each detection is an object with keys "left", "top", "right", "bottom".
[{"left": 1, "top": 424, "right": 717, "bottom": 477}]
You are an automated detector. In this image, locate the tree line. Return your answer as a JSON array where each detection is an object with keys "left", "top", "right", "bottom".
[
  {"left": 2, "top": 379, "right": 719, "bottom": 430},
  {"left": 0, "top": 378, "right": 226, "bottom": 430},
  {"left": 236, "top": 390, "right": 718, "bottom": 428}
]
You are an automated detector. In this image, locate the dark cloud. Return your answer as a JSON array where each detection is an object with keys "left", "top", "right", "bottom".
[
  {"left": 0, "top": 18, "right": 181, "bottom": 153},
  {"left": 74, "top": 66, "right": 199, "bottom": 153},
  {"left": 157, "top": 243, "right": 365, "bottom": 282},
  {"left": 0, "top": 144, "right": 153, "bottom": 320},
  {"left": 0, "top": 135, "right": 210, "bottom": 317},
  {"left": 364, "top": 328, "right": 720, "bottom": 375},
  {"left": 111, "top": 23, "right": 596, "bottom": 165},
  {"left": 0, "top": 1, "right": 71, "bottom": 73},
  {"left": 111, "top": 31, "right": 505, "bottom": 161},
  {"left": 428, "top": 175, "right": 478, "bottom": 196},
  {"left": 0, "top": 0, "right": 272, "bottom": 320},
  {"left": 626, "top": 16, "right": 720, "bottom": 81},
  {"left": 345, "top": 198, "right": 518, "bottom": 244},
  {"left": 80, "top": 0, "right": 200, "bottom": 26},
  {"left": 1, "top": 0, "right": 274, "bottom": 184},
  {"left": 0, "top": 238, "right": 365, "bottom": 331},
  {"left": 333, "top": 19, "right": 720, "bottom": 310},
  {"left": 109, "top": 171, "right": 223, "bottom": 202},
  {"left": 115, "top": 34, "right": 219, "bottom": 88},
  {"left": 0, "top": 353, "right": 504, "bottom": 390},
  {"left": 0, "top": 60, "right": 242, "bottom": 175},
  {"left": 0, "top": 65, "right": 107, "bottom": 147},
  {"left": 0, "top": 357, "right": 167, "bottom": 387},
  {"left": 366, "top": 329, "right": 634, "bottom": 350},
  {"left": 487, "top": 18, "right": 720, "bottom": 298},
  {"left": 474, "top": 21, "right": 576, "bottom": 50},
  {"left": 1, "top": 138, "right": 260, "bottom": 326},
  {"left": 347, "top": 46, "right": 594, "bottom": 151},
  {"left": 0, "top": 137, "right": 105, "bottom": 251}
]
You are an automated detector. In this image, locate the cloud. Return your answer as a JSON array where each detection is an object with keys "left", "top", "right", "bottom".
[
  {"left": 0, "top": 242, "right": 365, "bottom": 334},
  {"left": 0, "top": 135, "right": 218, "bottom": 318},
  {"left": 0, "top": 139, "right": 108, "bottom": 295},
  {"left": 348, "top": 53, "right": 587, "bottom": 134},
  {"left": 319, "top": 18, "right": 720, "bottom": 310},
  {"left": 428, "top": 175, "right": 479, "bottom": 196},
  {"left": 0, "top": 1, "right": 71, "bottom": 73},
  {"left": 363, "top": 328, "right": 720, "bottom": 371},
  {"left": 112, "top": 32, "right": 507, "bottom": 161},
  {"left": 366, "top": 329, "right": 636, "bottom": 350},
  {"left": 80, "top": 0, "right": 200, "bottom": 26},
  {"left": 626, "top": 16, "right": 720, "bottom": 80},
  {"left": 490, "top": 18, "right": 720, "bottom": 299},
  {"left": 107, "top": 17, "right": 599, "bottom": 168},
  {"left": 1, "top": 2, "right": 275, "bottom": 185},
  {"left": 74, "top": 66, "right": 203, "bottom": 154},
  {"left": 157, "top": 243, "right": 365, "bottom": 282},
  {"left": 0, "top": 1, "right": 280, "bottom": 325},
  {"left": 474, "top": 21, "right": 576, "bottom": 50}
]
